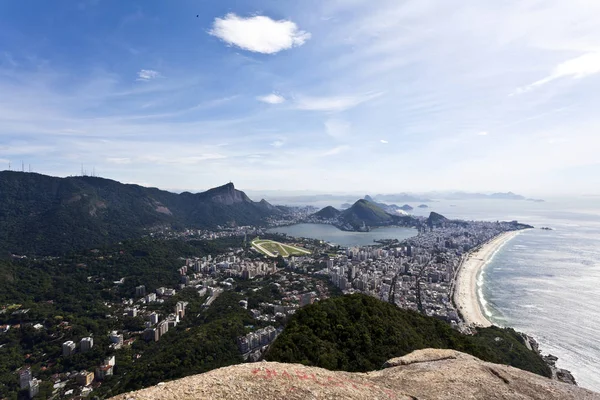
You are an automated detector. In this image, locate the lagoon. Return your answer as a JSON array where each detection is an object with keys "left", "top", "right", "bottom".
[{"left": 266, "top": 223, "right": 417, "bottom": 247}]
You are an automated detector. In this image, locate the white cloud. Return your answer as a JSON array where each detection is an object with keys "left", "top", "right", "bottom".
[
  {"left": 477, "top": 131, "right": 488, "bottom": 136},
  {"left": 209, "top": 13, "right": 310, "bottom": 54},
  {"left": 325, "top": 119, "right": 351, "bottom": 138},
  {"left": 516, "top": 52, "right": 600, "bottom": 94},
  {"left": 257, "top": 93, "right": 285, "bottom": 104},
  {"left": 271, "top": 140, "right": 284, "bottom": 148},
  {"left": 380, "top": 139, "right": 389, "bottom": 143},
  {"left": 320, "top": 145, "right": 350, "bottom": 156},
  {"left": 137, "top": 69, "right": 160, "bottom": 81},
  {"left": 296, "top": 92, "right": 383, "bottom": 112}
]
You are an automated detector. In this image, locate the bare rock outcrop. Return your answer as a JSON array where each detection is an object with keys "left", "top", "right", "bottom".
[{"left": 111, "top": 349, "right": 599, "bottom": 400}]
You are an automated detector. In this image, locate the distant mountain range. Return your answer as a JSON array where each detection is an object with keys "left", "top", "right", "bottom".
[
  {"left": 261, "top": 191, "right": 544, "bottom": 209},
  {"left": 0, "top": 171, "right": 282, "bottom": 255}
]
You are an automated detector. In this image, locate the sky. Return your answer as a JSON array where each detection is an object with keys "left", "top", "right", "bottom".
[{"left": 1, "top": 0, "right": 600, "bottom": 196}]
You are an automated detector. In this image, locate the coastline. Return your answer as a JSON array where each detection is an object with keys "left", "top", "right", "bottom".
[{"left": 454, "top": 230, "right": 522, "bottom": 327}]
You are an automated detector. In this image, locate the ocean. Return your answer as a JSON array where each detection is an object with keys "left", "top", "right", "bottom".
[
  {"left": 411, "top": 198, "right": 600, "bottom": 392},
  {"left": 269, "top": 196, "right": 600, "bottom": 391}
]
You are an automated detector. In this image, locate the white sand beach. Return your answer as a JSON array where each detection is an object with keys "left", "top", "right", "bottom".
[{"left": 454, "top": 230, "right": 522, "bottom": 327}]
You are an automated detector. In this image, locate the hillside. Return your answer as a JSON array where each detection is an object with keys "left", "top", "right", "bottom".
[
  {"left": 0, "top": 171, "right": 281, "bottom": 255},
  {"left": 266, "top": 294, "right": 551, "bottom": 377},
  {"left": 363, "top": 195, "right": 405, "bottom": 214},
  {"left": 338, "top": 200, "right": 394, "bottom": 230},
  {"left": 109, "top": 350, "right": 598, "bottom": 400},
  {"left": 427, "top": 211, "right": 449, "bottom": 227},
  {"left": 313, "top": 205, "right": 341, "bottom": 219}
]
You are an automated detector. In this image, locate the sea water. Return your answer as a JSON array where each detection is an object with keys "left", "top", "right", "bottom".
[
  {"left": 414, "top": 198, "right": 600, "bottom": 392},
  {"left": 268, "top": 198, "right": 600, "bottom": 391}
]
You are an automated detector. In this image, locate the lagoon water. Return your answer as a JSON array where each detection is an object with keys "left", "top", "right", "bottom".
[
  {"left": 267, "top": 223, "right": 416, "bottom": 247},
  {"left": 267, "top": 198, "right": 600, "bottom": 392}
]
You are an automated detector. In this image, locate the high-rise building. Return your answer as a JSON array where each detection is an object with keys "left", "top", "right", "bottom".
[
  {"left": 145, "top": 293, "right": 157, "bottom": 303},
  {"left": 80, "top": 337, "right": 94, "bottom": 353},
  {"left": 300, "top": 293, "right": 312, "bottom": 307},
  {"left": 175, "top": 301, "right": 186, "bottom": 319},
  {"left": 135, "top": 285, "right": 146, "bottom": 297},
  {"left": 95, "top": 365, "right": 113, "bottom": 381},
  {"left": 126, "top": 307, "right": 138, "bottom": 317},
  {"left": 104, "top": 356, "right": 116, "bottom": 367},
  {"left": 76, "top": 371, "right": 95, "bottom": 386},
  {"left": 28, "top": 378, "right": 39, "bottom": 399},
  {"left": 18, "top": 367, "right": 32, "bottom": 389},
  {"left": 149, "top": 312, "right": 159, "bottom": 325},
  {"left": 62, "top": 341, "right": 76, "bottom": 357},
  {"left": 143, "top": 328, "right": 159, "bottom": 342},
  {"left": 109, "top": 331, "right": 124, "bottom": 345},
  {"left": 339, "top": 276, "right": 348, "bottom": 290},
  {"left": 157, "top": 320, "right": 169, "bottom": 338}
]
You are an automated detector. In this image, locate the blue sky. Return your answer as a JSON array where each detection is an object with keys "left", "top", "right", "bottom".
[{"left": 1, "top": 0, "right": 599, "bottom": 195}]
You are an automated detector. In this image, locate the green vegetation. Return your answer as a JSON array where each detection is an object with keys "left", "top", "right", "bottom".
[
  {"left": 94, "top": 292, "right": 254, "bottom": 398},
  {"left": 338, "top": 200, "right": 399, "bottom": 230},
  {"left": 0, "top": 171, "right": 280, "bottom": 255},
  {"left": 0, "top": 236, "right": 248, "bottom": 399},
  {"left": 313, "top": 206, "right": 341, "bottom": 219},
  {"left": 266, "top": 294, "right": 551, "bottom": 378}
]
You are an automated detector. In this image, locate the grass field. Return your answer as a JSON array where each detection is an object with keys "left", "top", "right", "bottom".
[{"left": 252, "top": 239, "right": 311, "bottom": 258}]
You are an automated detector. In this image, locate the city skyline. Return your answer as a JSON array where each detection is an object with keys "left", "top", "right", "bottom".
[{"left": 1, "top": 1, "right": 599, "bottom": 195}]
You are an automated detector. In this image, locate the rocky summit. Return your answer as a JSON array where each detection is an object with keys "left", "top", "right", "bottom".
[{"left": 109, "top": 349, "right": 599, "bottom": 400}]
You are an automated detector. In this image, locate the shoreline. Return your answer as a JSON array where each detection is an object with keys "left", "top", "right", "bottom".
[{"left": 453, "top": 230, "right": 523, "bottom": 327}]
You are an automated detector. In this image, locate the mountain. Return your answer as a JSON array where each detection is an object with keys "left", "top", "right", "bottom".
[
  {"left": 427, "top": 211, "right": 449, "bottom": 227},
  {"left": 313, "top": 206, "right": 341, "bottom": 219},
  {"left": 0, "top": 171, "right": 281, "bottom": 255},
  {"left": 257, "top": 199, "right": 280, "bottom": 212},
  {"left": 400, "top": 204, "right": 413, "bottom": 211},
  {"left": 374, "top": 193, "right": 433, "bottom": 203},
  {"left": 418, "top": 204, "right": 429, "bottom": 208},
  {"left": 426, "top": 191, "right": 542, "bottom": 201},
  {"left": 490, "top": 192, "right": 526, "bottom": 200},
  {"left": 363, "top": 195, "right": 405, "bottom": 214},
  {"left": 110, "top": 349, "right": 595, "bottom": 400},
  {"left": 266, "top": 294, "right": 551, "bottom": 377},
  {"left": 338, "top": 199, "right": 394, "bottom": 230}
]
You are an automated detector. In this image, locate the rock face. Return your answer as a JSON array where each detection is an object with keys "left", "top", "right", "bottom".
[{"left": 110, "top": 349, "right": 599, "bottom": 400}]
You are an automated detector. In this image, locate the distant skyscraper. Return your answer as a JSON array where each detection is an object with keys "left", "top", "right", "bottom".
[
  {"left": 28, "top": 378, "right": 39, "bottom": 398},
  {"left": 300, "top": 293, "right": 312, "bottom": 307},
  {"left": 18, "top": 368, "right": 32, "bottom": 389},
  {"left": 135, "top": 285, "right": 146, "bottom": 297},
  {"left": 62, "top": 341, "right": 76, "bottom": 357},
  {"left": 80, "top": 337, "right": 94, "bottom": 353},
  {"left": 149, "top": 312, "right": 159, "bottom": 325},
  {"left": 109, "top": 331, "right": 124, "bottom": 345},
  {"left": 77, "top": 371, "right": 94, "bottom": 386}
]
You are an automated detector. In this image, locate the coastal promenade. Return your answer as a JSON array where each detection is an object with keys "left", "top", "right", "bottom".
[{"left": 454, "top": 230, "right": 522, "bottom": 327}]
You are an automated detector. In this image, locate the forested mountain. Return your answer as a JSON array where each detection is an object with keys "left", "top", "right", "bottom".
[
  {"left": 266, "top": 294, "right": 551, "bottom": 378},
  {"left": 312, "top": 206, "right": 341, "bottom": 219},
  {"left": 339, "top": 200, "right": 394, "bottom": 227},
  {"left": 0, "top": 171, "right": 280, "bottom": 255},
  {"left": 337, "top": 200, "right": 419, "bottom": 230}
]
